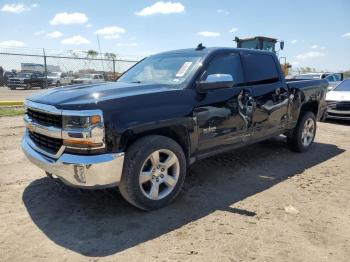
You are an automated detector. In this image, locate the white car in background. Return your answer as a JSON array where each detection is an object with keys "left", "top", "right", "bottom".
[
  {"left": 72, "top": 74, "right": 105, "bottom": 84},
  {"left": 294, "top": 72, "right": 343, "bottom": 91},
  {"left": 47, "top": 72, "right": 74, "bottom": 87},
  {"left": 325, "top": 79, "right": 350, "bottom": 120}
]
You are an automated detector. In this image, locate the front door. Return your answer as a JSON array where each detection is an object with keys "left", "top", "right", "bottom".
[{"left": 194, "top": 52, "right": 251, "bottom": 157}]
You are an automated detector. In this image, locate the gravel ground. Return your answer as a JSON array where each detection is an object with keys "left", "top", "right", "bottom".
[{"left": 0, "top": 116, "right": 349, "bottom": 262}]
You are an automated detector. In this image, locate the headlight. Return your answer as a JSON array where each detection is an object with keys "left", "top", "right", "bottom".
[
  {"left": 62, "top": 112, "right": 105, "bottom": 152},
  {"left": 62, "top": 115, "right": 101, "bottom": 130}
]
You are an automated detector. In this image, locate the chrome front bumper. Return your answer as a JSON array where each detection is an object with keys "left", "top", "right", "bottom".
[{"left": 22, "top": 136, "right": 125, "bottom": 189}]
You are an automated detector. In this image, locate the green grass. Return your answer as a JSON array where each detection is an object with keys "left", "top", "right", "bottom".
[{"left": 0, "top": 107, "right": 25, "bottom": 117}]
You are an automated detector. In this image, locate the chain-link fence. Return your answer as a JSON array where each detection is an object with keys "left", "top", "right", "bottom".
[{"left": 0, "top": 47, "right": 141, "bottom": 88}]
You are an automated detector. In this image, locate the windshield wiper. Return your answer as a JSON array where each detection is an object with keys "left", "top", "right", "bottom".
[{"left": 127, "top": 81, "right": 142, "bottom": 84}]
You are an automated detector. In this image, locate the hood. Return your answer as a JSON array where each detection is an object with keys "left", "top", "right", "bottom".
[
  {"left": 326, "top": 90, "right": 350, "bottom": 101},
  {"left": 27, "top": 81, "right": 178, "bottom": 108}
]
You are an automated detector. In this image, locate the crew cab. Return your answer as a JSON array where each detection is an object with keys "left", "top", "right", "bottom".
[
  {"left": 22, "top": 47, "right": 328, "bottom": 210},
  {"left": 7, "top": 72, "right": 52, "bottom": 90}
]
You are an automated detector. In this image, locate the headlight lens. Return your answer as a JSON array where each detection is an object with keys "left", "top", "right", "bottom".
[{"left": 62, "top": 115, "right": 101, "bottom": 130}]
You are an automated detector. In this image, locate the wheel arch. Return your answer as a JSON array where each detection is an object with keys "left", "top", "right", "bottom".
[{"left": 119, "top": 125, "right": 191, "bottom": 162}]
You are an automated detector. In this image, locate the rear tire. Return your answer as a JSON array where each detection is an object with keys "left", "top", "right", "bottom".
[
  {"left": 287, "top": 111, "right": 316, "bottom": 152},
  {"left": 119, "top": 135, "right": 187, "bottom": 211}
]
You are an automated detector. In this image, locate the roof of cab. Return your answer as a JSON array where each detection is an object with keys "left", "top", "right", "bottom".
[{"left": 155, "top": 46, "right": 276, "bottom": 56}]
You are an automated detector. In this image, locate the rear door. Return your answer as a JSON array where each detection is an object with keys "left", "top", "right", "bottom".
[{"left": 240, "top": 52, "right": 289, "bottom": 138}]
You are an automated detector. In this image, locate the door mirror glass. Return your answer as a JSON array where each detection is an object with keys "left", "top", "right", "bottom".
[{"left": 198, "top": 74, "right": 234, "bottom": 92}]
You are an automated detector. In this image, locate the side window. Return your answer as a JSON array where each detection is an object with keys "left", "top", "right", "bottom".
[
  {"left": 242, "top": 53, "right": 280, "bottom": 85},
  {"left": 205, "top": 53, "right": 244, "bottom": 85},
  {"left": 326, "top": 75, "right": 335, "bottom": 82},
  {"left": 94, "top": 75, "right": 99, "bottom": 79}
]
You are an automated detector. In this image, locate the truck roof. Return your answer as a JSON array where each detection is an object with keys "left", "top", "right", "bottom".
[{"left": 156, "top": 46, "right": 276, "bottom": 56}]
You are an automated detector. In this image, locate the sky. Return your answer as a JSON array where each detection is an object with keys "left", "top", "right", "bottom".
[{"left": 0, "top": 0, "right": 350, "bottom": 71}]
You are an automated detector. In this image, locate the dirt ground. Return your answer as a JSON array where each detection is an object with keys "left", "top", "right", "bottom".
[{"left": 0, "top": 116, "right": 349, "bottom": 262}]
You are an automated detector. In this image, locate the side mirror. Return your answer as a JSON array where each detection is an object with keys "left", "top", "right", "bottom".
[
  {"left": 280, "top": 41, "right": 284, "bottom": 50},
  {"left": 197, "top": 74, "right": 234, "bottom": 92}
]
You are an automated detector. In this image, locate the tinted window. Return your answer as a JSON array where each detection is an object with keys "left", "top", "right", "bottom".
[
  {"left": 326, "top": 75, "right": 335, "bottom": 82},
  {"left": 334, "top": 80, "right": 350, "bottom": 91},
  {"left": 205, "top": 53, "right": 244, "bottom": 85},
  {"left": 242, "top": 53, "right": 280, "bottom": 85}
]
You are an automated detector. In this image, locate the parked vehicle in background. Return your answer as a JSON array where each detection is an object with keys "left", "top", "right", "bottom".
[
  {"left": 72, "top": 73, "right": 105, "bottom": 84},
  {"left": 47, "top": 72, "right": 75, "bottom": 87},
  {"left": 294, "top": 72, "right": 343, "bottom": 91},
  {"left": 7, "top": 72, "right": 52, "bottom": 90},
  {"left": 22, "top": 47, "right": 328, "bottom": 210},
  {"left": 325, "top": 79, "right": 350, "bottom": 120}
]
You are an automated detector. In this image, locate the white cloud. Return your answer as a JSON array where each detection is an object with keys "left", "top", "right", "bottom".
[
  {"left": 86, "top": 24, "right": 93, "bottom": 28},
  {"left": 136, "top": 1, "right": 185, "bottom": 16},
  {"left": 34, "top": 30, "right": 45, "bottom": 36},
  {"left": 61, "top": 35, "right": 90, "bottom": 45},
  {"left": 217, "top": 9, "right": 229, "bottom": 15},
  {"left": 46, "top": 31, "right": 63, "bottom": 38},
  {"left": 0, "top": 40, "right": 25, "bottom": 47},
  {"left": 50, "top": 12, "right": 88, "bottom": 25},
  {"left": 31, "top": 3, "right": 39, "bottom": 8},
  {"left": 310, "top": 45, "right": 318, "bottom": 49},
  {"left": 198, "top": 31, "right": 220, "bottom": 37},
  {"left": 342, "top": 32, "right": 350, "bottom": 38},
  {"left": 229, "top": 27, "right": 238, "bottom": 33},
  {"left": 290, "top": 61, "right": 299, "bottom": 66},
  {"left": 95, "top": 26, "right": 126, "bottom": 39},
  {"left": 296, "top": 51, "right": 325, "bottom": 60},
  {"left": 1, "top": 3, "right": 27, "bottom": 13},
  {"left": 291, "top": 39, "right": 297, "bottom": 44}
]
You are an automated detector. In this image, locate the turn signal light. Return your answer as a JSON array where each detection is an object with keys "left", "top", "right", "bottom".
[{"left": 63, "top": 139, "right": 103, "bottom": 148}]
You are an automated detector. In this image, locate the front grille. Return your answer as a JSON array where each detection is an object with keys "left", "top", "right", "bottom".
[
  {"left": 29, "top": 131, "right": 63, "bottom": 154},
  {"left": 327, "top": 101, "right": 337, "bottom": 109},
  {"left": 27, "top": 108, "right": 62, "bottom": 128},
  {"left": 336, "top": 101, "right": 350, "bottom": 111}
]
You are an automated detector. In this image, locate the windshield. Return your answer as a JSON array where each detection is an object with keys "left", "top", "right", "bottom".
[
  {"left": 118, "top": 53, "right": 202, "bottom": 85},
  {"left": 334, "top": 80, "right": 350, "bottom": 91},
  {"left": 294, "top": 74, "right": 321, "bottom": 80},
  {"left": 16, "top": 73, "right": 31, "bottom": 78}
]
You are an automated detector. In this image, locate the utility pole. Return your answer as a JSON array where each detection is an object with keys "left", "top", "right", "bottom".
[{"left": 96, "top": 35, "right": 105, "bottom": 72}]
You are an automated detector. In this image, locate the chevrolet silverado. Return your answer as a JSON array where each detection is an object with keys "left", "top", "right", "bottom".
[{"left": 22, "top": 47, "right": 328, "bottom": 210}]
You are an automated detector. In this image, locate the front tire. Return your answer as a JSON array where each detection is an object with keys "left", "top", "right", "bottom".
[
  {"left": 287, "top": 111, "right": 316, "bottom": 152},
  {"left": 119, "top": 135, "right": 187, "bottom": 210}
]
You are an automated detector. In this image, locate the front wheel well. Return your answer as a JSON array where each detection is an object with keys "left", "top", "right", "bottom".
[
  {"left": 121, "top": 126, "right": 191, "bottom": 161},
  {"left": 300, "top": 101, "right": 319, "bottom": 118}
]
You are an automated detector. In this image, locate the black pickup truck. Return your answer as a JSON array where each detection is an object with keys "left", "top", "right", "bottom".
[
  {"left": 22, "top": 47, "right": 328, "bottom": 210},
  {"left": 7, "top": 72, "right": 51, "bottom": 90}
]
